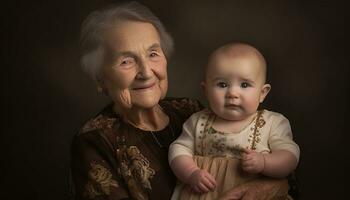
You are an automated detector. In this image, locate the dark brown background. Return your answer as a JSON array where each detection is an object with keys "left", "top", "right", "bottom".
[{"left": 2, "top": 0, "right": 346, "bottom": 199}]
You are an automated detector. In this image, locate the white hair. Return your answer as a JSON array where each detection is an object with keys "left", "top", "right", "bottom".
[{"left": 80, "top": 1, "right": 174, "bottom": 80}]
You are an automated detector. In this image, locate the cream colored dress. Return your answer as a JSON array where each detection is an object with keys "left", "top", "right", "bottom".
[{"left": 169, "top": 109, "right": 300, "bottom": 200}]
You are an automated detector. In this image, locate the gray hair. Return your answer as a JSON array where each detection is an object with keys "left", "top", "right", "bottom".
[{"left": 80, "top": 1, "right": 174, "bottom": 80}]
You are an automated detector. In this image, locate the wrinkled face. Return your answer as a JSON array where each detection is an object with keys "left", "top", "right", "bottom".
[
  {"left": 98, "top": 21, "right": 168, "bottom": 110},
  {"left": 203, "top": 53, "right": 270, "bottom": 121}
]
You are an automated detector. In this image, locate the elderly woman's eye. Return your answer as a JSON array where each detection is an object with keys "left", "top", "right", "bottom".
[
  {"left": 217, "top": 82, "right": 228, "bottom": 88},
  {"left": 150, "top": 52, "right": 159, "bottom": 57},
  {"left": 120, "top": 58, "right": 134, "bottom": 65}
]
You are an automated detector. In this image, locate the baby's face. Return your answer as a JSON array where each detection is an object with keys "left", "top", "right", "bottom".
[{"left": 204, "top": 52, "right": 270, "bottom": 121}]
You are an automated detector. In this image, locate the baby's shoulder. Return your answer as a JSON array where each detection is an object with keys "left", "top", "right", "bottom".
[
  {"left": 261, "top": 109, "right": 290, "bottom": 125},
  {"left": 188, "top": 108, "right": 211, "bottom": 120}
]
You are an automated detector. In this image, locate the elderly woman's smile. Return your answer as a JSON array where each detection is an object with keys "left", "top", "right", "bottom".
[
  {"left": 99, "top": 21, "right": 168, "bottom": 109},
  {"left": 132, "top": 82, "right": 156, "bottom": 90}
]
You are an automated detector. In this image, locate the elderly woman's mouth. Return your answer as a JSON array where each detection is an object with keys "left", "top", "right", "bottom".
[{"left": 132, "top": 83, "right": 156, "bottom": 90}]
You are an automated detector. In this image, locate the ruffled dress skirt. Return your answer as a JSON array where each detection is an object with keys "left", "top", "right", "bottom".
[{"left": 172, "top": 155, "right": 254, "bottom": 200}]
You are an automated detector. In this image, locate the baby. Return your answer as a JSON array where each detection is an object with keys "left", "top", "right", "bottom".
[{"left": 168, "top": 43, "right": 300, "bottom": 200}]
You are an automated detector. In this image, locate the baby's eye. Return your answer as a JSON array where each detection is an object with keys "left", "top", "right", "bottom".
[
  {"left": 217, "top": 82, "right": 228, "bottom": 88},
  {"left": 241, "top": 82, "right": 250, "bottom": 88}
]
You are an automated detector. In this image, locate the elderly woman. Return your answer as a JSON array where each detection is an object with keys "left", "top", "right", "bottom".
[{"left": 71, "top": 2, "right": 294, "bottom": 200}]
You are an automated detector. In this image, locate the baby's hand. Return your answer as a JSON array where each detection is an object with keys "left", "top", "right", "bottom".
[
  {"left": 241, "top": 148, "right": 265, "bottom": 174},
  {"left": 188, "top": 169, "right": 216, "bottom": 193}
]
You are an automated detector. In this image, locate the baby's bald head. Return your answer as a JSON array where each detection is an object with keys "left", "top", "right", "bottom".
[{"left": 206, "top": 43, "right": 267, "bottom": 84}]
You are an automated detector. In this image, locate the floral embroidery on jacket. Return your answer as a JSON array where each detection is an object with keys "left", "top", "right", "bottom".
[
  {"left": 84, "top": 162, "right": 119, "bottom": 198},
  {"left": 171, "top": 98, "right": 201, "bottom": 116},
  {"left": 127, "top": 146, "right": 155, "bottom": 189},
  {"left": 116, "top": 144, "right": 155, "bottom": 200},
  {"left": 80, "top": 115, "right": 116, "bottom": 134}
]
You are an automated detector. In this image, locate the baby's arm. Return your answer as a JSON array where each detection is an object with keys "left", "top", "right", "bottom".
[
  {"left": 168, "top": 111, "right": 216, "bottom": 193},
  {"left": 242, "top": 149, "right": 298, "bottom": 178},
  {"left": 242, "top": 113, "right": 300, "bottom": 178},
  {"left": 170, "top": 155, "right": 216, "bottom": 193}
]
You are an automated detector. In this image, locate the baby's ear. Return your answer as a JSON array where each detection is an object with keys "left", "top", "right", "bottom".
[{"left": 259, "top": 84, "right": 271, "bottom": 103}]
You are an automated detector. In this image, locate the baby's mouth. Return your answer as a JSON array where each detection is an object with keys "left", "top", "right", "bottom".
[{"left": 225, "top": 104, "right": 240, "bottom": 109}]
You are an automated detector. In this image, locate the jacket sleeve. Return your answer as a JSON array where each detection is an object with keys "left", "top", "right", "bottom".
[{"left": 70, "top": 132, "right": 130, "bottom": 200}]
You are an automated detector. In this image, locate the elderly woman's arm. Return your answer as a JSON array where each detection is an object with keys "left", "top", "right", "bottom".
[
  {"left": 71, "top": 132, "right": 131, "bottom": 200},
  {"left": 218, "top": 177, "right": 289, "bottom": 200}
]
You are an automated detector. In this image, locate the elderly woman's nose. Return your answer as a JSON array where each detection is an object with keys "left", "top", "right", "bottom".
[{"left": 136, "top": 60, "right": 153, "bottom": 79}]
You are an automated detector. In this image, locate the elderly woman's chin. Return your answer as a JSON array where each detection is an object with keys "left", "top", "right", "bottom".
[
  {"left": 129, "top": 85, "right": 166, "bottom": 109},
  {"left": 130, "top": 93, "right": 160, "bottom": 108}
]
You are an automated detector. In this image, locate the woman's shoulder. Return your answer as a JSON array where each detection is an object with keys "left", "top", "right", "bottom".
[
  {"left": 73, "top": 103, "right": 119, "bottom": 152},
  {"left": 77, "top": 103, "right": 120, "bottom": 136},
  {"left": 160, "top": 97, "right": 203, "bottom": 118}
]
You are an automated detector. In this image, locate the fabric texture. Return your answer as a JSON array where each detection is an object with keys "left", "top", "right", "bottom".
[
  {"left": 71, "top": 97, "right": 202, "bottom": 200},
  {"left": 169, "top": 109, "right": 299, "bottom": 200}
]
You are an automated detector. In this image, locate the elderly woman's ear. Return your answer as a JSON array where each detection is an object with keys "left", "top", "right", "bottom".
[{"left": 96, "top": 77, "right": 106, "bottom": 94}]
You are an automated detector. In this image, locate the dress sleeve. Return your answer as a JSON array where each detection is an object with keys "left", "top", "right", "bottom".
[
  {"left": 168, "top": 112, "right": 199, "bottom": 164},
  {"left": 71, "top": 132, "right": 130, "bottom": 200},
  {"left": 268, "top": 115, "right": 300, "bottom": 162}
]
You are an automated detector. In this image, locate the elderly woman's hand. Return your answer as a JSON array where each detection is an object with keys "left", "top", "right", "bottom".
[{"left": 218, "top": 177, "right": 289, "bottom": 200}]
